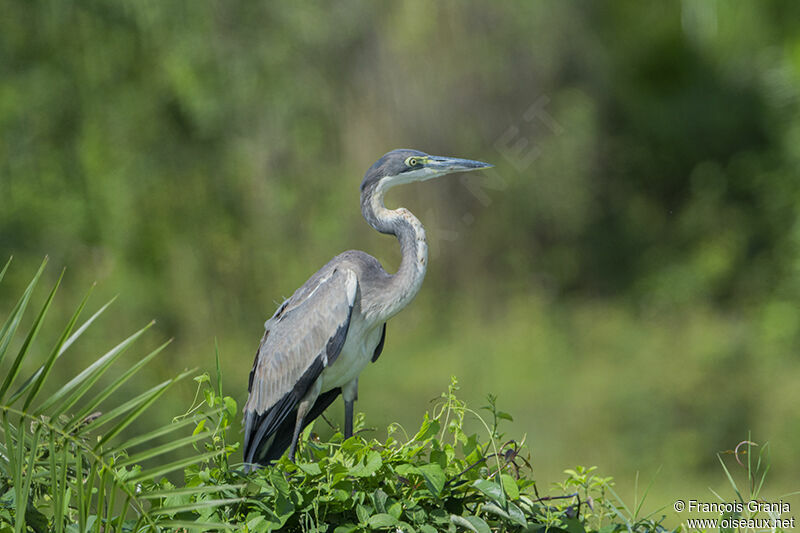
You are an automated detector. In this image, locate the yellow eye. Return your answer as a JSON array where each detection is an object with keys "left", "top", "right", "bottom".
[{"left": 406, "top": 157, "right": 418, "bottom": 167}]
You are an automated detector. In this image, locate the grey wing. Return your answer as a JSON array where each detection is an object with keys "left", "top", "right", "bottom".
[{"left": 243, "top": 267, "right": 358, "bottom": 465}]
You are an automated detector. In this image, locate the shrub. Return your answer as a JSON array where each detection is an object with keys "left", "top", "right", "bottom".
[{"left": 0, "top": 259, "right": 680, "bottom": 532}]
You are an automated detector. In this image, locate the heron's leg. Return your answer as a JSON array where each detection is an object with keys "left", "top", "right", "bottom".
[
  {"left": 288, "top": 380, "right": 321, "bottom": 461},
  {"left": 342, "top": 379, "right": 358, "bottom": 439},
  {"left": 344, "top": 401, "right": 354, "bottom": 439}
]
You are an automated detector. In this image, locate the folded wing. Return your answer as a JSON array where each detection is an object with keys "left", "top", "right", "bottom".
[{"left": 243, "top": 267, "right": 358, "bottom": 466}]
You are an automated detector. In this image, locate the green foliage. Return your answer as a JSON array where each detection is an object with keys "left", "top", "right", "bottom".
[
  {"left": 155, "top": 376, "right": 678, "bottom": 532},
  {"left": 0, "top": 259, "right": 243, "bottom": 531},
  {"left": 0, "top": 261, "right": 680, "bottom": 532},
  {"left": 3, "top": 264, "right": 797, "bottom": 532}
]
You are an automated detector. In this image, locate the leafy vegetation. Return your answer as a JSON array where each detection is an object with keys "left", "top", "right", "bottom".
[
  {"left": 0, "top": 260, "right": 679, "bottom": 532},
  {"left": 0, "top": 259, "right": 243, "bottom": 530},
  {"left": 179, "top": 376, "right": 679, "bottom": 533},
  {"left": 1, "top": 261, "right": 798, "bottom": 531}
]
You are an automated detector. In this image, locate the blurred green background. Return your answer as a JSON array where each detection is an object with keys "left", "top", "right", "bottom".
[{"left": 2, "top": 0, "right": 799, "bottom": 519}]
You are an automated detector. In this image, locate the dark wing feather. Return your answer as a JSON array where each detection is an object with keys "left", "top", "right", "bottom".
[
  {"left": 243, "top": 267, "right": 357, "bottom": 466},
  {"left": 371, "top": 323, "right": 386, "bottom": 362},
  {"left": 257, "top": 387, "right": 342, "bottom": 464}
]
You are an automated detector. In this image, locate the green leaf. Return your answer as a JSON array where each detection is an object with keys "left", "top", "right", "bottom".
[
  {"left": 140, "top": 484, "right": 244, "bottom": 499},
  {"left": 501, "top": 473, "right": 519, "bottom": 500},
  {"left": 94, "top": 369, "right": 195, "bottom": 446},
  {"left": 506, "top": 501, "right": 528, "bottom": 527},
  {"left": 15, "top": 424, "right": 43, "bottom": 531},
  {"left": 36, "top": 321, "right": 155, "bottom": 417},
  {"left": 274, "top": 493, "right": 295, "bottom": 523},
  {"left": 429, "top": 508, "right": 450, "bottom": 525},
  {"left": 351, "top": 450, "right": 382, "bottom": 477},
  {"left": 297, "top": 462, "right": 322, "bottom": 476},
  {"left": 395, "top": 464, "right": 420, "bottom": 477},
  {"left": 0, "top": 257, "right": 10, "bottom": 284},
  {"left": 270, "top": 468, "right": 292, "bottom": 498},
  {"left": 150, "top": 498, "right": 243, "bottom": 516},
  {"left": 368, "top": 513, "right": 399, "bottom": 528},
  {"left": 388, "top": 501, "right": 402, "bottom": 519},
  {"left": 459, "top": 515, "right": 491, "bottom": 533},
  {"left": 0, "top": 257, "right": 47, "bottom": 371},
  {"left": 110, "top": 411, "right": 209, "bottom": 455},
  {"left": 450, "top": 514, "right": 486, "bottom": 533},
  {"left": 66, "top": 339, "right": 172, "bottom": 433},
  {"left": 473, "top": 479, "right": 506, "bottom": 506},
  {"left": 481, "top": 503, "right": 510, "bottom": 520},
  {"left": 0, "top": 266, "right": 62, "bottom": 401},
  {"left": 23, "top": 504, "right": 48, "bottom": 533},
  {"left": 430, "top": 449, "right": 447, "bottom": 469},
  {"left": 330, "top": 488, "right": 350, "bottom": 501},
  {"left": 193, "top": 418, "right": 207, "bottom": 436},
  {"left": 418, "top": 463, "right": 446, "bottom": 497},
  {"left": 157, "top": 521, "right": 234, "bottom": 531},
  {"left": 562, "top": 517, "right": 587, "bottom": 533},
  {"left": 223, "top": 395, "right": 237, "bottom": 417},
  {"left": 214, "top": 339, "right": 223, "bottom": 396},
  {"left": 413, "top": 413, "right": 441, "bottom": 441},
  {"left": 117, "top": 432, "right": 212, "bottom": 467},
  {"left": 371, "top": 488, "right": 388, "bottom": 513},
  {"left": 13, "top": 283, "right": 93, "bottom": 409},
  {"left": 245, "top": 513, "right": 269, "bottom": 533},
  {"left": 9, "top": 295, "right": 116, "bottom": 404},
  {"left": 356, "top": 503, "right": 371, "bottom": 524},
  {"left": 80, "top": 378, "right": 175, "bottom": 437},
  {"left": 128, "top": 449, "right": 224, "bottom": 483}
]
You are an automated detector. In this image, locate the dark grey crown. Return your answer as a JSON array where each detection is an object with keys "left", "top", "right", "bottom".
[{"left": 360, "top": 149, "right": 428, "bottom": 192}]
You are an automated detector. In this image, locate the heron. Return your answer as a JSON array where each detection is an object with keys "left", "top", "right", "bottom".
[{"left": 242, "top": 149, "right": 492, "bottom": 469}]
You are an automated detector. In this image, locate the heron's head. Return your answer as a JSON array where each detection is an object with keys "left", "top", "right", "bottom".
[{"left": 360, "top": 149, "right": 492, "bottom": 193}]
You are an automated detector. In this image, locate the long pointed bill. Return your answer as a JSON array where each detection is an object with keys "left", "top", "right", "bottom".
[{"left": 426, "top": 156, "right": 493, "bottom": 174}]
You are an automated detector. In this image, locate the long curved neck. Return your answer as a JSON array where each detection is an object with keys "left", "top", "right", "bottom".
[{"left": 361, "top": 181, "right": 428, "bottom": 321}]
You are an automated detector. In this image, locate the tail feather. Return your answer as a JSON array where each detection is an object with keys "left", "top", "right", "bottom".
[{"left": 243, "top": 387, "right": 342, "bottom": 471}]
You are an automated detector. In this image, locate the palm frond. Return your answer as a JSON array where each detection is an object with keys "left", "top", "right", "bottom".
[{"left": 0, "top": 260, "right": 241, "bottom": 530}]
